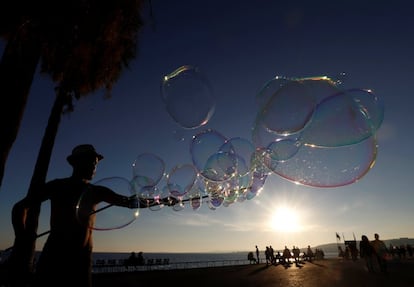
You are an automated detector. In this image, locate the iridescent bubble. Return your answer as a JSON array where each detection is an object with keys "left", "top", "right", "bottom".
[
  {"left": 249, "top": 172, "right": 267, "bottom": 196},
  {"left": 203, "top": 151, "right": 238, "bottom": 182},
  {"left": 137, "top": 185, "right": 163, "bottom": 210},
  {"left": 256, "top": 75, "right": 291, "bottom": 108},
  {"left": 220, "top": 137, "right": 255, "bottom": 177},
  {"left": 148, "top": 184, "right": 176, "bottom": 211},
  {"left": 301, "top": 88, "right": 384, "bottom": 147},
  {"left": 76, "top": 176, "right": 139, "bottom": 230},
  {"left": 223, "top": 184, "right": 239, "bottom": 206},
  {"left": 201, "top": 179, "right": 226, "bottom": 209},
  {"left": 252, "top": 77, "right": 340, "bottom": 151},
  {"left": 295, "top": 76, "right": 342, "bottom": 103},
  {"left": 260, "top": 81, "right": 315, "bottom": 135},
  {"left": 166, "top": 164, "right": 198, "bottom": 198},
  {"left": 208, "top": 191, "right": 224, "bottom": 209},
  {"left": 252, "top": 116, "right": 282, "bottom": 151},
  {"left": 187, "top": 182, "right": 205, "bottom": 211},
  {"left": 226, "top": 155, "right": 252, "bottom": 192},
  {"left": 132, "top": 153, "right": 165, "bottom": 188},
  {"left": 190, "top": 197, "right": 202, "bottom": 210},
  {"left": 269, "top": 135, "right": 378, "bottom": 187},
  {"left": 161, "top": 65, "right": 215, "bottom": 129},
  {"left": 258, "top": 77, "right": 339, "bottom": 136},
  {"left": 250, "top": 149, "right": 272, "bottom": 177},
  {"left": 266, "top": 137, "right": 302, "bottom": 162},
  {"left": 190, "top": 129, "right": 236, "bottom": 182},
  {"left": 172, "top": 201, "right": 185, "bottom": 211}
]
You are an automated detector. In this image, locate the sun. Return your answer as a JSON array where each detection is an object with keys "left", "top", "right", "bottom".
[{"left": 269, "top": 206, "right": 303, "bottom": 232}]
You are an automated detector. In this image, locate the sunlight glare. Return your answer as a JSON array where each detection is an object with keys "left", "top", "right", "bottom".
[{"left": 270, "top": 206, "right": 302, "bottom": 232}]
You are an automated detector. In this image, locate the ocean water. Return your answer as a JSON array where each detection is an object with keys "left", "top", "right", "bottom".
[
  {"left": 0, "top": 249, "right": 338, "bottom": 267},
  {"left": 93, "top": 250, "right": 338, "bottom": 264}
]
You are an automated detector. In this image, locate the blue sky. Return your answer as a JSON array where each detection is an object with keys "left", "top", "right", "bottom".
[{"left": 1, "top": 0, "right": 413, "bottom": 253}]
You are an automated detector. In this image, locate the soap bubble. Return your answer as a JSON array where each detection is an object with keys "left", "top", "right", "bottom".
[{"left": 161, "top": 65, "right": 215, "bottom": 129}]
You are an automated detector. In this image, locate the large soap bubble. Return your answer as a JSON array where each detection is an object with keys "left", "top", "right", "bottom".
[
  {"left": 265, "top": 136, "right": 378, "bottom": 187},
  {"left": 256, "top": 76, "right": 340, "bottom": 136},
  {"left": 161, "top": 65, "right": 215, "bottom": 129},
  {"left": 301, "top": 88, "right": 384, "bottom": 147},
  {"left": 76, "top": 176, "right": 139, "bottom": 230}
]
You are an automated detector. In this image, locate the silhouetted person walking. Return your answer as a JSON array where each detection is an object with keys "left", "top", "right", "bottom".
[
  {"left": 359, "top": 235, "right": 374, "bottom": 272},
  {"left": 371, "top": 233, "right": 388, "bottom": 273}
]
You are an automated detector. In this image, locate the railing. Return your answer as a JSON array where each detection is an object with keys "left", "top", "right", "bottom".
[{"left": 92, "top": 258, "right": 253, "bottom": 273}]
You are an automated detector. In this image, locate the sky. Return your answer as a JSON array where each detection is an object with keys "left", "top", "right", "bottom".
[{"left": 1, "top": 0, "right": 413, "bottom": 254}]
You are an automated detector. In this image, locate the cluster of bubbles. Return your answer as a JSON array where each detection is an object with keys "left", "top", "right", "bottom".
[
  {"left": 78, "top": 66, "right": 384, "bottom": 230},
  {"left": 253, "top": 75, "right": 383, "bottom": 187}
]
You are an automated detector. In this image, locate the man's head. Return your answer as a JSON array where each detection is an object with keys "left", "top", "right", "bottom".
[
  {"left": 67, "top": 144, "right": 104, "bottom": 165},
  {"left": 67, "top": 144, "right": 104, "bottom": 180},
  {"left": 375, "top": 233, "right": 379, "bottom": 240}
]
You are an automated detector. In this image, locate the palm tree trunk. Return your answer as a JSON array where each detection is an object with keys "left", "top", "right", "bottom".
[
  {"left": 9, "top": 90, "right": 68, "bottom": 284},
  {"left": 0, "top": 22, "right": 41, "bottom": 189}
]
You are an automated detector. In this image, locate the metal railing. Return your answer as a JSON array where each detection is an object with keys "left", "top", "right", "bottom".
[{"left": 92, "top": 258, "right": 253, "bottom": 273}]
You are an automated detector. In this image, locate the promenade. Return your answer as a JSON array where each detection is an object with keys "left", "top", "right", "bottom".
[{"left": 93, "top": 258, "right": 414, "bottom": 287}]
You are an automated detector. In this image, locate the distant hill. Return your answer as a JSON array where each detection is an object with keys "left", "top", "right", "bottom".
[{"left": 315, "top": 238, "right": 414, "bottom": 253}]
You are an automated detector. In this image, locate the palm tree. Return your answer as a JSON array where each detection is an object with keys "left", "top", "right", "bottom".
[
  {"left": 5, "top": 0, "right": 146, "bottom": 282},
  {"left": 0, "top": 0, "right": 145, "bottom": 188},
  {"left": 0, "top": 1, "right": 43, "bottom": 188}
]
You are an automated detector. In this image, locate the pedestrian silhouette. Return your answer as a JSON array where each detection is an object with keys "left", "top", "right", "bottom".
[
  {"left": 371, "top": 233, "right": 388, "bottom": 273},
  {"left": 247, "top": 251, "right": 256, "bottom": 264},
  {"left": 255, "top": 245, "right": 260, "bottom": 264},
  {"left": 359, "top": 235, "right": 374, "bottom": 272}
]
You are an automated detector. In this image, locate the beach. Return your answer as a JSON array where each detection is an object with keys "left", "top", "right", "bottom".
[{"left": 92, "top": 258, "right": 414, "bottom": 287}]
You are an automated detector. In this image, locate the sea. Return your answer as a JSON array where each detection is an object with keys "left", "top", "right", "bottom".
[
  {"left": 0, "top": 250, "right": 338, "bottom": 266},
  {"left": 0, "top": 249, "right": 339, "bottom": 273},
  {"left": 92, "top": 250, "right": 338, "bottom": 264}
]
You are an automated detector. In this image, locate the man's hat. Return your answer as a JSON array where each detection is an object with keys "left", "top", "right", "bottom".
[{"left": 66, "top": 144, "right": 104, "bottom": 164}]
